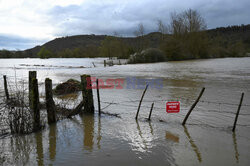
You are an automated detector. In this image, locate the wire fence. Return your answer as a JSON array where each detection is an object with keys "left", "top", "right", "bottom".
[
  {"left": 1, "top": 73, "right": 250, "bottom": 129},
  {"left": 100, "top": 98, "right": 250, "bottom": 112}
]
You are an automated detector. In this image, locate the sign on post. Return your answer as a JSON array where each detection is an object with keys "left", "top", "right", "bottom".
[{"left": 166, "top": 101, "right": 180, "bottom": 113}]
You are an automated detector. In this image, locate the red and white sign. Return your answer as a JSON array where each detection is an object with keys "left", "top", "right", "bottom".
[{"left": 166, "top": 101, "right": 180, "bottom": 113}]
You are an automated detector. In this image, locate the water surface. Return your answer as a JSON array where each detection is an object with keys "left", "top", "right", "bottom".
[{"left": 0, "top": 58, "right": 250, "bottom": 165}]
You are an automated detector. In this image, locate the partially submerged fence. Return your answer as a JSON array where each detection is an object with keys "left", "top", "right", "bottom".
[{"left": 1, "top": 71, "right": 249, "bottom": 136}]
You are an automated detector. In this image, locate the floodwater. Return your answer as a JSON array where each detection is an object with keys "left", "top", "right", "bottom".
[{"left": 0, "top": 57, "right": 250, "bottom": 166}]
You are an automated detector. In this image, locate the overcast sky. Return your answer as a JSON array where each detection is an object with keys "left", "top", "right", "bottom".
[{"left": 0, "top": 0, "right": 249, "bottom": 50}]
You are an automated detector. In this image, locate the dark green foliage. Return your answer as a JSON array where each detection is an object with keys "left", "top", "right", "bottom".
[
  {"left": 0, "top": 22, "right": 249, "bottom": 60},
  {"left": 0, "top": 49, "right": 13, "bottom": 58},
  {"left": 160, "top": 38, "right": 184, "bottom": 60},
  {"left": 37, "top": 47, "right": 53, "bottom": 59},
  {"left": 159, "top": 9, "right": 209, "bottom": 61},
  {"left": 99, "top": 36, "right": 131, "bottom": 59}
]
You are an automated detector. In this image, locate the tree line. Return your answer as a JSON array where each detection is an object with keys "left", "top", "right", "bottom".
[{"left": 0, "top": 9, "right": 249, "bottom": 61}]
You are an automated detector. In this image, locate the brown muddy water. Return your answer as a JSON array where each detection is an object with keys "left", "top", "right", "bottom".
[{"left": 0, "top": 57, "right": 250, "bottom": 166}]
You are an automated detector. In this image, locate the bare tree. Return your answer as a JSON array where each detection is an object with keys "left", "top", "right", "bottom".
[
  {"left": 138, "top": 23, "right": 145, "bottom": 37},
  {"left": 170, "top": 12, "right": 186, "bottom": 36},
  {"left": 157, "top": 19, "right": 165, "bottom": 34},
  {"left": 134, "top": 23, "right": 146, "bottom": 51},
  {"left": 183, "top": 9, "right": 206, "bottom": 33},
  {"left": 163, "top": 9, "right": 208, "bottom": 59},
  {"left": 113, "top": 31, "right": 120, "bottom": 37},
  {"left": 157, "top": 19, "right": 168, "bottom": 40},
  {"left": 170, "top": 9, "right": 206, "bottom": 35},
  {"left": 134, "top": 23, "right": 145, "bottom": 37}
]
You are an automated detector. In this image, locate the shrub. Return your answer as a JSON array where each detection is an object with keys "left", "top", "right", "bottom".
[
  {"left": 129, "top": 48, "right": 165, "bottom": 63},
  {"left": 37, "top": 47, "right": 54, "bottom": 59},
  {"left": 53, "top": 79, "right": 81, "bottom": 95}
]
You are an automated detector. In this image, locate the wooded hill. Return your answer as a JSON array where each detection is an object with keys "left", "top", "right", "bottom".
[
  {"left": 25, "top": 32, "right": 163, "bottom": 58},
  {"left": 1, "top": 24, "right": 250, "bottom": 59}
]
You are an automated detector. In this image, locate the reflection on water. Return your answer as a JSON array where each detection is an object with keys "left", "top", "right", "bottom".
[
  {"left": 55, "top": 93, "right": 79, "bottom": 100},
  {"left": 148, "top": 121, "right": 154, "bottom": 135},
  {"left": 0, "top": 58, "right": 250, "bottom": 165},
  {"left": 183, "top": 126, "right": 202, "bottom": 163},
  {"left": 165, "top": 131, "right": 179, "bottom": 143},
  {"left": 81, "top": 114, "right": 94, "bottom": 151},
  {"left": 135, "top": 120, "right": 148, "bottom": 151},
  {"left": 10, "top": 135, "right": 33, "bottom": 165},
  {"left": 35, "top": 131, "right": 44, "bottom": 166},
  {"left": 232, "top": 132, "right": 239, "bottom": 163},
  {"left": 97, "top": 117, "right": 102, "bottom": 149},
  {"left": 49, "top": 124, "right": 57, "bottom": 161}
]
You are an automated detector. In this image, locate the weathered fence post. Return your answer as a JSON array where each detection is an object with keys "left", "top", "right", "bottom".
[
  {"left": 96, "top": 79, "right": 101, "bottom": 115},
  {"left": 182, "top": 87, "right": 205, "bottom": 125},
  {"left": 29, "top": 71, "right": 37, "bottom": 106},
  {"left": 104, "top": 60, "right": 106, "bottom": 67},
  {"left": 232, "top": 93, "right": 244, "bottom": 132},
  {"left": 45, "top": 78, "right": 56, "bottom": 124},
  {"left": 3, "top": 75, "right": 9, "bottom": 100},
  {"left": 148, "top": 102, "right": 154, "bottom": 121},
  {"left": 81, "top": 75, "right": 95, "bottom": 113},
  {"left": 31, "top": 78, "right": 41, "bottom": 131},
  {"left": 135, "top": 84, "right": 149, "bottom": 120}
]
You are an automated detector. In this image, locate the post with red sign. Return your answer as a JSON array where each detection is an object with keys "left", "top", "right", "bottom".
[{"left": 166, "top": 101, "right": 180, "bottom": 113}]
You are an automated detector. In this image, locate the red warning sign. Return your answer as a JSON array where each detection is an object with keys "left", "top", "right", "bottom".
[{"left": 166, "top": 101, "right": 180, "bottom": 113}]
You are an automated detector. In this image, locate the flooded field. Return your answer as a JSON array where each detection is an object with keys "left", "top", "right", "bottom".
[{"left": 0, "top": 57, "right": 250, "bottom": 166}]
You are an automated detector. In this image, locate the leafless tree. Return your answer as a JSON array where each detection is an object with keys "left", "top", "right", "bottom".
[
  {"left": 157, "top": 19, "right": 165, "bottom": 34},
  {"left": 157, "top": 19, "right": 168, "bottom": 40},
  {"left": 134, "top": 23, "right": 145, "bottom": 37},
  {"left": 183, "top": 9, "right": 207, "bottom": 33},
  {"left": 170, "top": 9, "right": 206, "bottom": 35},
  {"left": 133, "top": 23, "right": 146, "bottom": 51}
]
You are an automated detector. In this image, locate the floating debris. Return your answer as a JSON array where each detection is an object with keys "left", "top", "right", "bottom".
[{"left": 54, "top": 79, "right": 81, "bottom": 95}]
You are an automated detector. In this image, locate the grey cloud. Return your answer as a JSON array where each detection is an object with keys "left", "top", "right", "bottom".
[
  {"left": 48, "top": 0, "right": 250, "bottom": 38},
  {"left": 0, "top": 34, "right": 46, "bottom": 50},
  {"left": 2, "top": 0, "right": 250, "bottom": 50},
  {"left": 199, "top": 0, "right": 250, "bottom": 28},
  {"left": 48, "top": 0, "right": 173, "bottom": 36}
]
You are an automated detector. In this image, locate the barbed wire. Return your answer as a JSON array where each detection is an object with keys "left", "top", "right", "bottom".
[
  {"left": 117, "top": 98, "right": 250, "bottom": 107},
  {"left": 199, "top": 100, "right": 250, "bottom": 107},
  {"left": 100, "top": 97, "right": 250, "bottom": 118}
]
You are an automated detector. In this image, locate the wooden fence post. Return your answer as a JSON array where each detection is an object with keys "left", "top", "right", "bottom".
[
  {"left": 148, "top": 102, "right": 154, "bottom": 121},
  {"left": 104, "top": 60, "right": 106, "bottom": 67},
  {"left": 31, "top": 78, "right": 41, "bottom": 131},
  {"left": 45, "top": 78, "right": 56, "bottom": 124},
  {"left": 96, "top": 79, "right": 101, "bottom": 115},
  {"left": 3, "top": 75, "right": 9, "bottom": 100},
  {"left": 135, "top": 84, "right": 149, "bottom": 120},
  {"left": 29, "top": 71, "right": 37, "bottom": 106},
  {"left": 81, "top": 75, "right": 94, "bottom": 114},
  {"left": 232, "top": 93, "right": 244, "bottom": 132},
  {"left": 182, "top": 87, "right": 205, "bottom": 125}
]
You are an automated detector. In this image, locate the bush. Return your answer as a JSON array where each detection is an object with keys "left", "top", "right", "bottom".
[
  {"left": 129, "top": 48, "right": 165, "bottom": 63},
  {"left": 53, "top": 79, "right": 81, "bottom": 95},
  {"left": 160, "top": 38, "right": 184, "bottom": 61},
  {"left": 38, "top": 47, "right": 54, "bottom": 59}
]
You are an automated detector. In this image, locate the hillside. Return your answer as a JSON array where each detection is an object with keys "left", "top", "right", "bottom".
[
  {"left": 27, "top": 24, "right": 250, "bottom": 57},
  {"left": 25, "top": 32, "right": 163, "bottom": 57},
  {"left": 0, "top": 24, "right": 249, "bottom": 59}
]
